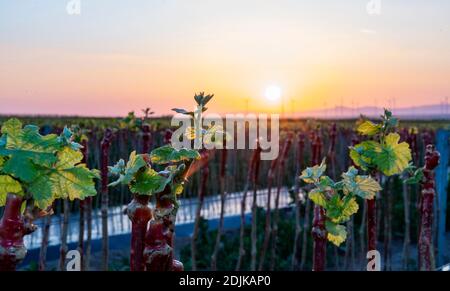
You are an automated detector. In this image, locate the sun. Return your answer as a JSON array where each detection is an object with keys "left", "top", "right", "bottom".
[{"left": 265, "top": 85, "right": 282, "bottom": 102}]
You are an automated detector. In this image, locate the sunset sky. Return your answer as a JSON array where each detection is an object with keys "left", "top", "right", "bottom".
[{"left": 1, "top": 0, "right": 450, "bottom": 116}]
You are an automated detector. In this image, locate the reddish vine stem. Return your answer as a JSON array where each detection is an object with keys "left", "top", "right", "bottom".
[
  {"left": 409, "top": 130, "right": 419, "bottom": 164},
  {"left": 291, "top": 132, "right": 305, "bottom": 270},
  {"left": 366, "top": 148, "right": 380, "bottom": 267},
  {"left": 144, "top": 160, "right": 194, "bottom": 271},
  {"left": 367, "top": 193, "right": 377, "bottom": 257},
  {"left": 312, "top": 204, "right": 327, "bottom": 271},
  {"left": 270, "top": 135, "right": 292, "bottom": 270},
  {"left": 84, "top": 196, "right": 93, "bottom": 270},
  {"left": 211, "top": 146, "right": 228, "bottom": 271},
  {"left": 84, "top": 132, "right": 98, "bottom": 270},
  {"left": 117, "top": 130, "right": 127, "bottom": 232},
  {"left": 345, "top": 133, "right": 358, "bottom": 270},
  {"left": 144, "top": 188, "right": 178, "bottom": 271},
  {"left": 258, "top": 156, "right": 279, "bottom": 270},
  {"left": 327, "top": 124, "right": 339, "bottom": 270},
  {"left": 417, "top": 132, "right": 434, "bottom": 263},
  {"left": 100, "top": 129, "right": 113, "bottom": 271},
  {"left": 327, "top": 124, "right": 337, "bottom": 180},
  {"left": 300, "top": 130, "right": 316, "bottom": 270},
  {"left": 163, "top": 129, "right": 173, "bottom": 145},
  {"left": 349, "top": 134, "right": 367, "bottom": 269},
  {"left": 236, "top": 147, "right": 261, "bottom": 271},
  {"left": 127, "top": 194, "right": 152, "bottom": 271},
  {"left": 382, "top": 177, "right": 393, "bottom": 270},
  {"left": 418, "top": 144, "right": 440, "bottom": 271},
  {"left": 38, "top": 212, "right": 52, "bottom": 271},
  {"left": 58, "top": 199, "right": 70, "bottom": 270},
  {"left": 77, "top": 139, "right": 88, "bottom": 270},
  {"left": 0, "top": 194, "right": 36, "bottom": 271},
  {"left": 402, "top": 129, "right": 412, "bottom": 270},
  {"left": 250, "top": 143, "right": 262, "bottom": 271},
  {"left": 191, "top": 150, "right": 210, "bottom": 271},
  {"left": 142, "top": 124, "right": 152, "bottom": 154},
  {"left": 311, "top": 132, "right": 326, "bottom": 271}
]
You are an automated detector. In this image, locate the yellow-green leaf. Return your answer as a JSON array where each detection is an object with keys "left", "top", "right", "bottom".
[
  {"left": 55, "top": 147, "right": 83, "bottom": 169},
  {"left": 343, "top": 173, "right": 381, "bottom": 200},
  {"left": 129, "top": 168, "right": 165, "bottom": 195},
  {"left": 300, "top": 159, "right": 327, "bottom": 184},
  {"left": 27, "top": 147, "right": 98, "bottom": 209},
  {"left": 349, "top": 141, "right": 379, "bottom": 171},
  {"left": 376, "top": 133, "right": 412, "bottom": 176},
  {"left": 0, "top": 175, "right": 23, "bottom": 206},
  {"left": 172, "top": 183, "right": 184, "bottom": 195},
  {"left": 341, "top": 197, "right": 359, "bottom": 218},
  {"left": 355, "top": 176, "right": 381, "bottom": 199},
  {"left": 325, "top": 221, "right": 347, "bottom": 247},
  {"left": 308, "top": 189, "right": 327, "bottom": 208},
  {"left": 0, "top": 119, "right": 61, "bottom": 182},
  {"left": 1, "top": 118, "right": 22, "bottom": 136},
  {"left": 357, "top": 120, "right": 381, "bottom": 136},
  {"left": 327, "top": 231, "right": 346, "bottom": 247},
  {"left": 109, "top": 151, "right": 147, "bottom": 187},
  {"left": 150, "top": 145, "right": 200, "bottom": 165}
]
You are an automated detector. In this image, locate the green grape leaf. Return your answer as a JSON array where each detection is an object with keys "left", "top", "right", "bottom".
[
  {"left": 0, "top": 175, "right": 23, "bottom": 206},
  {"left": 154, "top": 164, "right": 186, "bottom": 194},
  {"left": 108, "top": 151, "right": 147, "bottom": 186},
  {"left": 404, "top": 167, "right": 424, "bottom": 185},
  {"left": 349, "top": 141, "right": 379, "bottom": 171},
  {"left": 387, "top": 117, "right": 398, "bottom": 128},
  {"left": 328, "top": 195, "right": 359, "bottom": 224},
  {"left": 300, "top": 159, "right": 327, "bottom": 184},
  {"left": 1, "top": 155, "right": 40, "bottom": 183},
  {"left": 325, "top": 194, "right": 342, "bottom": 221},
  {"left": 342, "top": 168, "right": 381, "bottom": 199},
  {"left": 341, "top": 196, "right": 359, "bottom": 218},
  {"left": 0, "top": 118, "right": 22, "bottom": 138},
  {"left": 28, "top": 147, "right": 99, "bottom": 210},
  {"left": 150, "top": 145, "right": 200, "bottom": 164},
  {"left": 129, "top": 168, "right": 166, "bottom": 195},
  {"left": 355, "top": 176, "right": 381, "bottom": 199},
  {"left": 28, "top": 175, "right": 54, "bottom": 209},
  {"left": 382, "top": 109, "right": 398, "bottom": 129},
  {"left": 308, "top": 188, "right": 327, "bottom": 208},
  {"left": 0, "top": 119, "right": 61, "bottom": 182},
  {"left": 108, "top": 159, "right": 126, "bottom": 177},
  {"left": 341, "top": 166, "right": 358, "bottom": 180},
  {"left": 55, "top": 146, "right": 84, "bottom": 168},
  {"left": 357, "top": 120, "right": 381, "bottom": 136},
  {"left": 375, "top": 133, "right": 412, "bottom": 176},
  {"left": 0, "top": 134, "right": 6, "bottom": 147},
  {"left": 57, "top": 127, "right": 82, "bottom": 150},
  {"left": 319, "top": 176, "right": 335, "bottom": 189},
  {"left": 325, "top": 221, "right": 347, "bottom": 247}
]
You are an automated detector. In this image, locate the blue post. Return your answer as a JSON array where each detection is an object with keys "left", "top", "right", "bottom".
[{"left": 435, "top": 129, "right": 449, "bottom": 266}]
